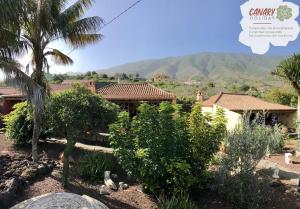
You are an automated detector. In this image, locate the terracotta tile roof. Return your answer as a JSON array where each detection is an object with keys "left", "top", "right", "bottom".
[
  {"left": 0, "top": 87, "right": 22, "bottom": 96},
  {"left": 202, "top": 92, "right": 296, "bottom": 111},
  {"left": 61, "top": 80, "right": 93, "bottom": 85},
  {"left": 0, "top": 84, "right": 73, "bottom": 97},
  {"left": 49, "top": 84, "right": 72, "bottom": 93},
  {"left": 97, "top": 83, "right": 176, "bottom": 101}
]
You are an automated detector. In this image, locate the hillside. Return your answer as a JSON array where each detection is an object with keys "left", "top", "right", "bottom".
[{"left": 98, "top": 52, "right": 285, "bottom": 86}]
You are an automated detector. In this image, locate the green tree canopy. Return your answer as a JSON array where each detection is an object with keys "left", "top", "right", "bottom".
[{"left": 47, "top": 85, "right": 119, "bottom": 186}]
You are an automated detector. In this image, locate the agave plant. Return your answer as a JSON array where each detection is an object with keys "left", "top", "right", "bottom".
[{"left": 0, "top": 0, "right": 103, "bottom": 161}]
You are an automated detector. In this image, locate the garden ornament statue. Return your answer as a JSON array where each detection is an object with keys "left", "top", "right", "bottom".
[
  {"left": 285, "top": 153, "right": 292, "bottom": 164},
  {"left": 272, "top": 164, "right": 280, "bottom": 179},
  {"left": 104, "top": 171, "right": 117, "bottom": 190}
]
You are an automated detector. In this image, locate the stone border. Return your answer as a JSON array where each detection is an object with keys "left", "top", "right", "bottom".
[{"left": 10, "top": 193, "right": 109, "bottom": 209}]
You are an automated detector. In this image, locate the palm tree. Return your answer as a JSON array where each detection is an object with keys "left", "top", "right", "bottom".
[
  {"left": 0, "top": 0, "right": 45, "bottom": 125},
  {"left": 273, "top": 54, "right": 300, "bottom": 137},
  {"left": 0, "top": 0, "right": 103, "bottom": 161}
]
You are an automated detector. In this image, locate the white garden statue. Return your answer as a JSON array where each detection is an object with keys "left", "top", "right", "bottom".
[
  {"left": 104, "top": 171, "right": 117, "bottom": 190},
  {"left": 272, "top": 164, "right": 280, "bottom": 179},
  {"left": 285, "top": 153, "right": 293, "bottom": 164}
]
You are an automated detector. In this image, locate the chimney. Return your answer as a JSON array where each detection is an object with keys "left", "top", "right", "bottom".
[
  {"left": 86, "top": 81, "right": 96, "bottom": 92},
  {"left": 196, "top": 91, "right": 204, "bottom": 102}
]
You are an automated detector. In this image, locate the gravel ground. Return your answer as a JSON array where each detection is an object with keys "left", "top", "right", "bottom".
[{"left": 13, "top": 168, "right": 158, "bottom": 209}]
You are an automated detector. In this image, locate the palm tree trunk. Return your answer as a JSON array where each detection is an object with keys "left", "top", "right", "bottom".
[
  {"left": 32, "top": 108, "right": 40, "bottom": 162},
  {"left": 62, "top": 138, "right": 76, "bottom": 188},
  {"left": 31, "top": 54, "right": 44, "bottom": 162}
]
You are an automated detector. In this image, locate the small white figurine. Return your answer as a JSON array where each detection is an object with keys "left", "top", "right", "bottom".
[
  {"left": 285, "top": 153, "right": 292, "bottom": 164},
  {"left": 272, "top": 164, "right": 280, "bottom": 179},
  {"left": 104, "top": 171, "right": 117, "bottom": 191}
]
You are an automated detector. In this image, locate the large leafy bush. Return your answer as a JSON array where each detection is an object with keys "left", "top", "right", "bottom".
[
  {"left": 3, "top": 102, "right": 32, "bottom": 145},
  {"left": 47, "top": 85, "right": 119, "bottom": 186},
  {"left": 217, "top": 117, "right": 285, "bottom": 209},
  {"left": 110, "top": 102, "right": 226, "bottom": 194}
]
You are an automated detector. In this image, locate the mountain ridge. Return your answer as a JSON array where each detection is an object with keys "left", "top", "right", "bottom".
[{"left": 96, "top": 52, "right": 286, "bottom": 85}]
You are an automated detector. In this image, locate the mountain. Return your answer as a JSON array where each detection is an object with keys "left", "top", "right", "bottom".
[{"left": 97, "top": 52, "right": 285, "bottom": 86}]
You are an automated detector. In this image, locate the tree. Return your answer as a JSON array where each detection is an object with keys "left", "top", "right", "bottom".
[
  {"left": 0, "top": 0, "right": 45, "bottom": 159},
  {"left": 263, "top": 88, "right": 297, "bottom": 107},
  {"left": 47, "top": 85, "right": 118, "bottom": 187},
  {"left": 273, "top": 54, "right": 300, "bottom": 136},
  {"left": 52, "top": 74, "right": 67, "bottom": 84},
  {"left": 1, "top": 0, "right": 103, "bottom": 161}
]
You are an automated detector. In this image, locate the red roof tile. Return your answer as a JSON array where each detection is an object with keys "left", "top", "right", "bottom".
[
  {"left": 97, "top": 83, "right": 175, "bottom": 101},
  {"left": 202, "top": 92, "right": 296, "bottom": 111},
  {"left": 0, "top": 87, "right": 22, "bottom": 96},
  {"left": 61, "top": 80, "right": 93, "bottom": 85},
  {"left": 50, "top": 84, "right": 72, "bottom": 93},
  {"left": 0, "top": 84, "right": 73, "bottom": 97}
]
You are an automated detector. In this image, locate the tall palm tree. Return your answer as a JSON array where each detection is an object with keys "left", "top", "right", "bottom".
[
  {"left": 273, "top": 54, "right": 300, "bottom": 137},
  {"left": 0, "top": 0, "right": 45, "bottom": 123},
  {"left": 0, "top": 0, "right": 103, "bottom": 161}
]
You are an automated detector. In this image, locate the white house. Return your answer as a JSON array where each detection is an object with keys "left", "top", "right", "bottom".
[{"left": 199, "top": 92, "right": 297, "bottom": 131}]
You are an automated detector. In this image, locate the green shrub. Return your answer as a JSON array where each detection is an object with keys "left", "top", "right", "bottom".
[
  {"left": 159, "top": 193, "right": 198, "bottom": 209},
  {"left": 78, "top": 152, "right": 113, "bottom": 180},
  {"left": 3, "top": 102, "right": 35, "bottom": 145},
  {"left": 110, "top": 102, "right": 227, "bottom": 194},
  {"left": 217, "top": 116, "right": 284, "bottom": 209}
]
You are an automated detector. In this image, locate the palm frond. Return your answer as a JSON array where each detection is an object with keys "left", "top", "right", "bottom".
[
  {"left": 61, "top": 0, "right": 94, "bottom": 21},
  {"left": 273, "top": 54, "right": 300, "bottom": 94},
  {"left": 64, "top": 16, "right": 103, "bottom": 34},
  {"left": 44, "top": 49, "right": 74, "bottom": 65},
  {"left": 0, "top": 59, "right": 45, "bottom": 113},
  {"left": 66, "top": 33, "right": 102, "bottom": 48}
]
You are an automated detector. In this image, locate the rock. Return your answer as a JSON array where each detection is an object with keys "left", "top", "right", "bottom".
[
  {"left": 136, "top": 185, "right": 144, "bottom": 193},
  {"left": 20, "top": 168, "right": 37, "bottom": 180},
  {"left": 99, "top": 185, "right": 111, "bottom": 195},
  {"left": 37, "top": 164, "right": 48, "bottom": 174},
  {"left": 119, "top": 182, "right": 129, "bottom": 190},
  {"left": 3, "top": 169, "right": 14, "bottom": 177},
  {"left": 111, "top": 173, "right": 118, "bottom": 179},
  {"left": 5, "top": 177, "right": 19, "bottom": 193},
  {"left": 270, "top": 179, "right": 284, "bottom": 187},
  {"left": 104, "top": 171, "right": 117, "bottom": 191},
  {"left": 58, "top": 152, "right": 75, "bottom": 164}
]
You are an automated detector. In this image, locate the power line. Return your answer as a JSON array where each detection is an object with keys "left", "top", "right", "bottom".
[
  {"left": 50, "top": 0, "right": 144, "bottom": 69},
  {"left": 100, "top": 0, "right": 142, "bottom": 31}
]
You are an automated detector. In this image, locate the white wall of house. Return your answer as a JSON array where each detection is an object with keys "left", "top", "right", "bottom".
[
  {"left": 202, "top": 105, "right": 242, "bottom": 131},
  {"left": 202, "top": 107, "right": 213, "bottom": 114},
  {"left": 202, "top": 105, "right": 297, "bottom": 131},
  {"left": 222, "top": 108, "right": 242, "bottom": 131}
]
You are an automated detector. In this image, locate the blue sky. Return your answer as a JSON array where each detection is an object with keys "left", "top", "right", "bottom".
[{"left": 48, "top": 0, "right": 300, "bottom": 74}]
